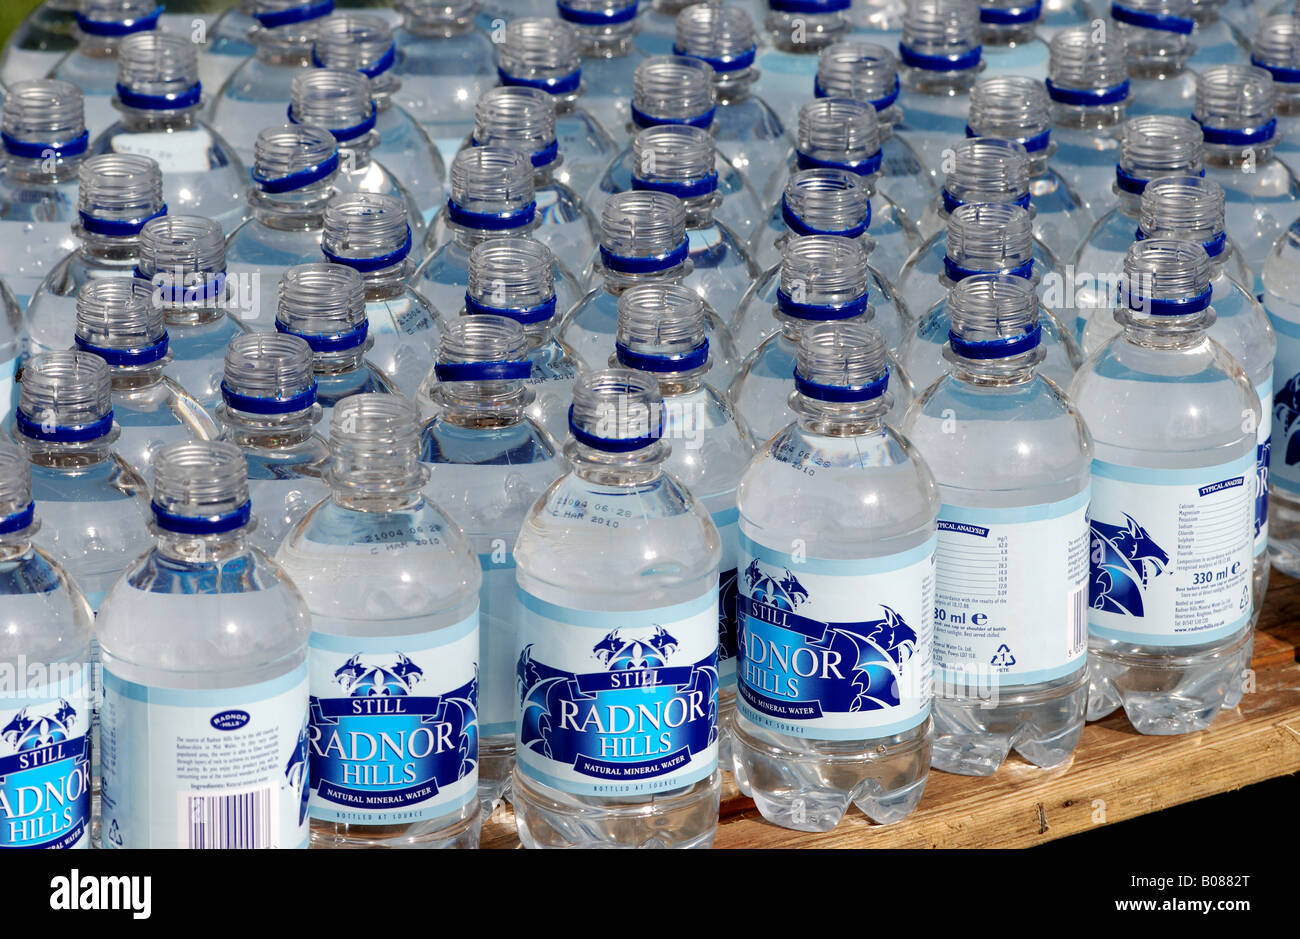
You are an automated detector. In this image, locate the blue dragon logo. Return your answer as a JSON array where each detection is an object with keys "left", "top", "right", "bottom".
[
  {"left": 1089, "top": 513, "right": 1170, "bottom": 617},
  {"left": 1275, "top": 374, "right": 1300, "bottom": 468},
  {"left": 333, "top": 653, "right": 425, "bottom": 697},
  {"left": 1, "top": 699, "right": 78, "bottom": 752},
  {"left": 743, "top": 559, "right": 809, "bottom": 611},
  {"left": 590, "top": 627, "right": 679, "bottom": 671}
]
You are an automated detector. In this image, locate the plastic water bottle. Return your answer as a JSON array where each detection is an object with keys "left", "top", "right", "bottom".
[
  {"left": 288, "top": 68, "right": 429, "bottom": 246},
  {"left": 97, "top": 439, "right": 312, "bottom": 849},
  {"left": 733, "top": 167, "right": 913, "bottom": 354},
  {"left": 896, "top": 0, "right": 985, "bottom": 182},
  {"left": 512, "top": 368, "right": 722, "bottom": 849},
  {"left": 495, "top": 16, "right": 621, "bottom": 201},
  {"left": 589, "top": 54, "right": 767, "bottom": 244},
  {"left": 226, "top": 124, "right": 343, "bottom": 326},
  {"left": 276, "top": 394, "right": 483, "bottom": 848},
  {"left": 1, "top": 0, "right": 79, "bottom": 87},
  {"left": 1068, "top": 238, "right": 1258, "bottom": 734},
  {"left": 672, "top": 2, "right": 791, "bottom": 202},
  {"left": 419, "top": 315, "right": 565, "bottom": 817},
  {"left": 732, "top": 320, "right": 937, "bottom": 830},
  {"left": 215, "top": 331, "right": 330, "bottom": 557},
  {"left": 0, "top": 284, "right": 18, "bottom": 422},
  {"left": 50, "top": 0, "right": 161, "bottom": 141},
  {"left": 1045, "top": 25, "right": 1129, "bottom": 219},
  {"left": 0, "top": 439, "right": 95, "bottom": 850},
  {"left": 902, "top": 201, "right": 1083, "bottom": 391},
  {"left": 1252, "top": 15, "right": 1300, "bottom": 181},
  {"left": 560, "top": 0, "right": 650, "bottom": 140},
  {"left": 753, "top": 0, "right": 852, "bottom": 133},
  {"left": 448, "top": 85, "right": 597, "bottom": 277},
  {"left": 614, "top": 283, "right": 753, "bottom": 768},
  {"left": 415, "top": 146, "right": 586, "bottom": 326},
  {"left": 0, "top": 80, "right": 85, "bottom": 309},
  {"left": 390, "top": 0, "right": 497, "bottom": 167},
  {"left": 560, "top": 189, "right": 739, "bottom": 381},
  {"left": 321, "top": 193, "right": 444, "bottom": 400},
  {"left": 312, "top": 12, "right": 448, "bottom": 230},
  {"left": 1194, "top": 65, "right": 1300, "bottom": 295},
  {"left": 1113, "top": 0, "right": 1199, "bottom": 118},
  {"left": 966, "top": 75, "right": 1091, "bottom": 261},
  {"left": 92, "top": 31, "right": 248, "bottom": 235},
  {"left": 813, "top": 40, "right": 938, "bottom": 223},
  {"left": 419, "top": 238, "right": 579, "bottom": 444},
  {"left": 275, "top": 263, "right": 397, "bottom": 423},
  {"left": 1186, "top": 0, "right": 1251, "bottom": 70},
  {"left": 898, "top": 136, "right": 1061, "bottom": 320},
  {"left": 730, "top": 234, "right": 915, "bottom": 441},
  {"left": 1071, "top": 115, "right": 1210, "bottom": 341},
  {"left": 204, "top": 0, "right": 334, "bottom": 102},
  {"left": 977, "top": 0, "right": 1050, "bottom": 80},
  {"left": 72, "top": 278, "right": 220, "bottom": 482},
  {"left": 901, "top": 274, "right": 1090, "bottom": 774},
  {"left": 24, "top": 153, "right": 166, "bottom": 365},
  {"left": 629, "top": 123, "right": 760, "bottom": 323}
]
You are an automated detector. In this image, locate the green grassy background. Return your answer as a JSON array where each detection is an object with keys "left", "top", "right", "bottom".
[{"left": 1, "top": 2, "right": 43, "bottom": 46}]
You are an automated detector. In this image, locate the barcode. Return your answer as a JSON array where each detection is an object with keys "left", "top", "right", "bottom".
[
  {"left": 180, "top": 786, "right": 278, "bottom": 849},
  {"left": 1068, "top": 585, "right": 1087, "bottom": 657}
]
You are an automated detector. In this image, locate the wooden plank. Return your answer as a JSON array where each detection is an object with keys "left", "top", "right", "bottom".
[{"left": 480, "top": 573, "right": 1300, "bottom": 849}]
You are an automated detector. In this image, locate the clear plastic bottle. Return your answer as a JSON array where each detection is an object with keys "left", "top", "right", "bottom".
[
  {"left": 1046, "top": 24, "right": 1130, "bottom": 219},
  {"left": 614, "top": 283, "right": 754, "bottom": 769},
  {"left": 204, "top": 0, "right": 334, "bottom": 106},
  {"left": 965, "top": 75, "right": 1091, "bottom": 261},
  {"left": 1068, "top": 238, "right": 1258, "bottom": 734},
  {"left": 390, "top": 0, "right": 497, "bottom": 167},
  {"left": 901, "top": 274, "right": 1089, "bottom": 775},
  {"left": 1186, "top": 0, "right": 1251, "bottom": 70},
  {"left": 512, "top": 368, "right": 722, "bottom": 849},
  {"left": 1195, "top": 65, "right": 1300, "bottom": 295},
  {"left": 813, "top": 40, "right": 938, "bottom": 223},
  {"left": 414, "top": 146, "right": 586, "bottom": 327},
  {"left": 495, "top": 16, "right": 621, "bottom": 201},
  {"left": 977, "top": 0, "right": 1051, "bottom": 80},
  {"left": 1252, "top": 15, "right": 1300, "bottom": 181},
  {"left": 1, "top": 0, "right": 79, "bottom": 87},
  {"left": 849, "top": 0, "right": 908, "bottom": 43},
  {"left": 0, "top": 283, "right": 19, "bottom": 423},
  {"left": 896, "top": 0, "right": 986, "bottom": 182},
  {"left": 49, "top": 0, "right": 161, "bottom": 141},
  {"left": 97, "top": 439, "right": 312, "bottom": 848},
  {"left": 0, "top": 80, "right": 85, "bottom": 309},
  {"left": 729, "top": 234, "right": 916, "bottom": 442},
  {"left": 733, "top": 167, "right": 913, "bottom": 354},
  {"left": 417, "top": 237, "right": 580, "bottom": 444},
  {"left": 275, "top": 262, "right": 397, "bottom": 423},
  {"left": 92, "top": 31, "right": 248, "bottom": 235},
  {"left": 312, "top": 12, "right": 448, "bottom": 230},
  {"left": 0, "top": 438, "right": 95, "bottom": 851},
  {"left": 24, "top": 152, "right": 166, "bottom": 366},
  {"left": 587, "top": 54, "right": 767, "bottom": 244},
  {"left": 1113, "top": 0, "right": 1200, "bottom": 118},
  {"left": 155, "top": 0, "right": 238, "bottom": 95},
  {"left": 898, "top": 136, "right": 1062, "bottom": 321},
  {"left": 561, "top": 189, "right": 740, "bottom": 383},
  {"left": 321, "top": 192, "right": 444, "bottom": 400},
  {"left": 72, "top": 277, "right": 220, "bottom": 482},
  {"left": 732, "top": 320, "right": 937, "bottom": 830},
  {"left": 754, "top": 0, "right": 852, "bottom": 133},
  {"left": 561, "top": 0, "right": 650, "bottom": 141},
  {"left": 216, "top": 331, "right": 331, "bottom": 557},
  {"left": 902, "top": 201, "right": 1083, "bottom": 392},
  {"left": 226, "top": 124, "right": 343, "bottom": 326},
  {"left": 672, "top": 2, "right": 791, "bottom": 201},
  {"left": 276, "top": 394, "right": 482, "bottom": 848},
  {"left": 628, "top": 123, "right": 760, "bottom": 323},
  {"left": 418, "top": 315, "right": 565, "bottom": 818}
]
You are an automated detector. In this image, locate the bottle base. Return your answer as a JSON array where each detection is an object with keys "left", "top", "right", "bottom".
[
  {"left": 308, "top": 802, "right": 482, "bottom": 849},
  {"left": 511, "top": 768, "right": 721, "bottom": 849},
  {"left": 930, "top": 669, "right": 1088, "bottom": 776},
  {"left": 729, "top": 716, "right": 932, "bottom": 832}
]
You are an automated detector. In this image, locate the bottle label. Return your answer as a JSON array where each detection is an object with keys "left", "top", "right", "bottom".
[
  {"left": 1088, "top": 455, "right": 1254, "bottom": 646},
  {"left": 715, "top": 507, "right": 740, "bottom": 689},
  {"left": 110, "top": 127, "right": 214, "bottom": 175},
  {"left": 0, "top": 663, "right": 91, "bottom": 849},
  {"left": 479, "top": 554, "right": 521, "bottom": 739},
  {"left": 1267, "top": 300, "right": 1300, "bottom": 496},
  {"left": 735, "top": 531, "right": 935, "bottom": 739},
  {"left": 514, "top": 588, "right": 719, "bottom": 797},
  {"left": 99, "top": 665, "right": 310, "bottom": 849},
  {"left": 307, "top": 614, "right": 479, "bottom": 825},
  {"left": 1255, "top": 375, "right": 1272, "bottom": 557},
  {"left": 934, "top": 491, "right": 1090, "bottom": 690}
]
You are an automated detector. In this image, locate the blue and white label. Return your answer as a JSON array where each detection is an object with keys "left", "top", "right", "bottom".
[
  {"left": 735, "top": 531, "right": 935, "bottom": 740},
  {"left": 0, "top": 664, "right": 91, "bottom": 849},
  {"left": 934, "top": 492, "right": 1090, "bottom": 688},
  {"left": 1267, "top": 294, "right": 1300, "bottom": 497},
  {"left": 308, "top": 615, "right": 479, "bottom": 825},
  {"left": 514, "top": 588, "right": 720, "bottom": 797},
  {"left": 714, "top": 507, "right": 740, "bottom": 689},
  {"left": 99, "top": 665, "right": 310, "bottom": 849},
  {"left": 1088, "top": 455, "right": 1255, "bottom": 646},
  {"left": 1255, "top": 375, "right": 1272, "bottom": 556}
]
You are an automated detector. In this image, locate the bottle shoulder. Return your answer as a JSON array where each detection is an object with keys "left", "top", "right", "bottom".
[{"left": 0, "top": 543, "right": 94, "bottom": 662}]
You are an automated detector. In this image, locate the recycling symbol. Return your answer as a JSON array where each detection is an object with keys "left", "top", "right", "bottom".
[{"left": 990, "top": 644, "right": 1016, "bottom": 667}]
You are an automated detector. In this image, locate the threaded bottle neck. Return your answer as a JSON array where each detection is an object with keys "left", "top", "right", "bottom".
[
  {"left": 615, "top": 282, "right": 710, "bottom": 380},
  {"left": 328, "top": 393, "right": 427, "bottom": 496},
  {"left": 1, "top": 80, "right": 87, "bottom": 174},
  {"left": 473, "top": 86, "right": 559, "bottom": 171},
  {"left": 466, "top": 237, "right": 557, "bottom": 329},
  {"left": 632, "top": 55, "right": 716, "bottom": 128}
]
